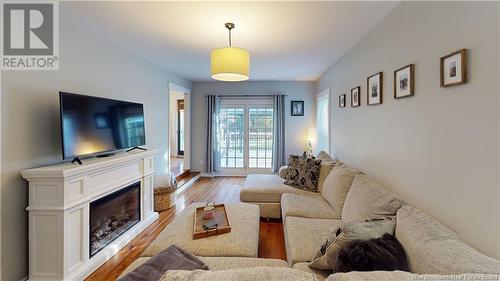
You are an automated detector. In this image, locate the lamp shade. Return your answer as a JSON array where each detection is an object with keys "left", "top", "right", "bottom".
[{"left": 211, "top": 47, "right": 250, "bottom": 81}]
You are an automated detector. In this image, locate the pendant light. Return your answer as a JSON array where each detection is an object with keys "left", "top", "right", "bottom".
[{"left": 210, "top": 23, "right": 250, "bottom": 81}]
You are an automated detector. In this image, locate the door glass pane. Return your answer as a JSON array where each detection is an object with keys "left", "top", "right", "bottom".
[
  {"left": 249, "top": 106, "right": 273, "bottom": 169},
  {"left": 219, "top": 107, "right": 244, "bottom": 168}
]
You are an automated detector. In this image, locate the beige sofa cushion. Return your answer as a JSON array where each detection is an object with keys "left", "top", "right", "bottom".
[
  {"left": 278, "top": 166, "right": 289, "bottom": 179},
  {"left": 396, "top": 205, "right": 500, "bottom": 274},
  {"left": 309, "top": 218, "right": 396, "bottom": 270},
  {"left": 320, "top": 165, "right": 360, "bottom": 216},
  {"left": 317, "top": 161, "right": 338, "bottom": 193},
  {"left": 142, "top": 203, "right": 259, "bottom": 257},
  {"left": 281, "top": 193, "right": 339, "bottom": 219},
  {"left": 342, "top": 174, "right": 404, "bottom": 222},
  {"left": 316, "top": 151, "right": 333, "bottom": 161},
  {"left": 241, "top": 174, "right": 315, "bottom": 203},
  {"left": 326, "top": 271, "right": 500, "bottom": 281},
  {"left": 162, "top": 267, "right": 316, "bottom": 281},
  {"left": 121, "top": 257, "right": 289, "bottom": 277},
  {"left": 292, "top": 262, "right": 331, "bottom": 281},
  {"left": 284, "top": 216, "right": 342, "bottom": 265}
]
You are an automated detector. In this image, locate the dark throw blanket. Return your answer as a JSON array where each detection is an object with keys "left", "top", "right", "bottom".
[{"left": 118, "top": 245, "right": 209, "bottom": 281}]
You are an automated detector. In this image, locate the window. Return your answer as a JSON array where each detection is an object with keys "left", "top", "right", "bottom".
[
  {"left": 316, "top": 90, "right": 330, "bottom": 153},
  {"left": 218, "top": 98, "right": 274, "bottom": 173}
]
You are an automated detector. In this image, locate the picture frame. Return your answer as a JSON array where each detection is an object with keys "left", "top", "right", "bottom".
[
  {"left": 339, "top": 94, "right": 346, "bottom": 108},
  {"left": 351, "top": 86, "right": 360, "bottom": 107},
  {"left": 440, "top": 49, "right": 468, "bottom": 87},
  {"left": 394, "top": 64, "right": 415, "bottom": 99},
  {"left": 367, "top": 72, "right": 383, "bottom": 105},
  {"left": 291, "top": 100, "right": 304, "bottom": 116}
]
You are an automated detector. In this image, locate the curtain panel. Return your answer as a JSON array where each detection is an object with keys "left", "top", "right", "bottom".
[
  {"left": 205, "top": 95, "right": 221, "bottom": 173},
  {"left": 272, "top": 94, "right": 286, "bottom": 172}
]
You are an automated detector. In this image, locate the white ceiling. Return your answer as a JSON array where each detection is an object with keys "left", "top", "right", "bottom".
[{"left": 61, "top": 1, "right": 399, "bottom": 81}]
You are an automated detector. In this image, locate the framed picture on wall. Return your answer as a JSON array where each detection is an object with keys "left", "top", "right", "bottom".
[
  {"left": 291, "top": 100, "right": 304, "bottom": 116},
  {"left": 351, "top": 86, "right": 360, "bottom": 107},
  {"left": 367, "top": 72, "right": 383, "bottom": 105},
  {"left": 440, "top": 49, "right": 468, "bottom": 87},
  {"left": 394, "top": 64, "right": 415, "bottom": 99},
  {"left": 339, "top": 94, "right": 346, "bottom": 108}
]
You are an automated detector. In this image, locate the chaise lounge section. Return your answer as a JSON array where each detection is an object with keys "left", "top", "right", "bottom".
[{"left": 240, "top": 153, "right": 338, "bottom": 219}]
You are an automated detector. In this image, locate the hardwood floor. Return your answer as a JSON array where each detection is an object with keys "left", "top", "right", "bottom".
[{"left": 85, "top": 176, "right": 286, "bottom": 280}]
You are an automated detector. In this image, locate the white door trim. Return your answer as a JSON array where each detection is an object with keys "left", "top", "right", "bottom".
[{"left": 168, "top": 82, "right": 191, "bottom": 172}]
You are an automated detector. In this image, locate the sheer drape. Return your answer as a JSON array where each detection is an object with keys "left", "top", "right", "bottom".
[
  {"left": 272, "top": 94, "right": 286, "bottom": 172},
  {"left": 205, "top": 95, "right": 221, "bottom": 173}
]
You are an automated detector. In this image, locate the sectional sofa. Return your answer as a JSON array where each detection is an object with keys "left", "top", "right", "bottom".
[
  {"left": 240, "top": 155, "right": 500, "bottom": 279},
  {"left": 121, "top": 155, "right": 500, "bottom": 280}
]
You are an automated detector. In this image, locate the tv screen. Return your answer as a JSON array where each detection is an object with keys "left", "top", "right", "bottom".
[{"left": 59, "top": 92, "right": 145, "bottom": 160}]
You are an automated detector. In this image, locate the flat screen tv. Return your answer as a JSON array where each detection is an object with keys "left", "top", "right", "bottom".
[{"left": 59, "top": 92, "right": 145, "bottom": 160}]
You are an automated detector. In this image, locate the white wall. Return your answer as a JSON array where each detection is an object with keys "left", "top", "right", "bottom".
[
  {"left": 0, "top": 18, "right": 190, "bottom": 281},
  {"left": 191, "top": 81, "right": 316, "bottom": 172},
  {"left": 317, "top": 2, "right": 499, "bottom": 259}
]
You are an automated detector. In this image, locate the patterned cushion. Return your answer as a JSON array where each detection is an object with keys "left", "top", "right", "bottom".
[
  {"left": 309, "top": 218, "right": 396, "bottom": 270},
  {"left": 285, "top": 155, "right": 322, "bottom": 192}
]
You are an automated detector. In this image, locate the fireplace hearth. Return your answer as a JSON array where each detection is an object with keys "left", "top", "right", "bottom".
[{"left": 90, "top": 181, "right": 141, "bottom": 257}]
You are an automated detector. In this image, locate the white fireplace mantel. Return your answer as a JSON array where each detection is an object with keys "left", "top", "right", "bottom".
[{"left": 21, "top": 149, "right": 159, "bottom": 281}]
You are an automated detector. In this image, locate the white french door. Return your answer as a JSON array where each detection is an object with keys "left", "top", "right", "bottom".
[{"left": 219, "top": 99, "right": 274, "bottom": 174}]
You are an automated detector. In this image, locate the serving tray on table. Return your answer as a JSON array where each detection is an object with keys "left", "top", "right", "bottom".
[{"left": 193, "top": 203, "right": 231, "bottom": 239}]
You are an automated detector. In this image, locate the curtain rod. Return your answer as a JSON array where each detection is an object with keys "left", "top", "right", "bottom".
[{"left": 205, "top": 94, "right": 287, "bottom": 97}]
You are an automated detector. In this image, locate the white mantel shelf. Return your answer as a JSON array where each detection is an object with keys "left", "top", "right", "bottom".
[
  {"left": 22, "top": 149, "right": 158, "bottom": 180},
  {"left": 22, "top": 149, "right": 159, "bottom": 281}
]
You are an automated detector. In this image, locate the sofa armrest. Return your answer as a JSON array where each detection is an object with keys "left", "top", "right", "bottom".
[
  {"left": 278, "top": 166, "right": 288, "bottom": 179},
  {"left": 326, "top": 271, "right": 500, "bottom": 281}
]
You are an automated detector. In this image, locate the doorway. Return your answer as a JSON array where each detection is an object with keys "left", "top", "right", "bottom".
[
  {"left": 177, "top": 99, "right": 185, "bottom": 156},
  {"left": 168, "top": 83, "right": 190, "bottom": 177}
]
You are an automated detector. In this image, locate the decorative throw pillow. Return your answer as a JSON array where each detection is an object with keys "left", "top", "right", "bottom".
[
  {"left": 309, "top": 218, "right": 396, "bottom": 270},
  {"left": 284, "top": 155, "right": 322, "bottom": 192},
  {"left": 320, "top": 165, "right": 361, "bottom": 216}
]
